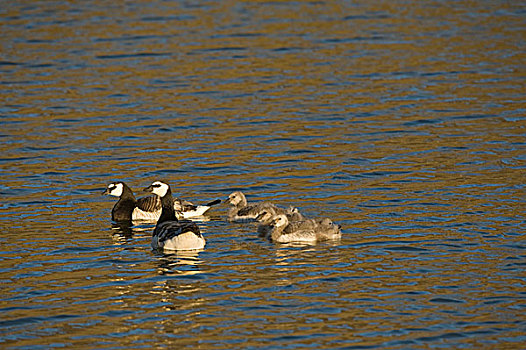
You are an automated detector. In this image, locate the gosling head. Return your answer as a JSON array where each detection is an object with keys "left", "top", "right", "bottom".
[
  {"left": 227, "top": 191, "right": 246, "bottom": 206},
  {"left": 255, "top": 207, "right": 276, "bottom": 222},
  {"left": 272, "top": 214, "right": 289, "bottom": 228},
  {"left": 320, "top": 217, "right": 342, "bottom": 230},
  {"left": 320, "top": 218, "right": 333, "bottom": 226}
]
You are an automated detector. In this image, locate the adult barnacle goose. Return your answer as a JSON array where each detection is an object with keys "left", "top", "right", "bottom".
[
  {"left": 103, "top": 181, "right": 162, "bottom": 222},
  {"left": 173, "top": 197, "right": 221, "bottom": 220},
  {"left": 145, "top": 180, "right": 205, "bottom": 251},
  {"left": 226, "top": 191, "right": 293, "bottom": 222},
  {"left": 104, "top": 182, "right": 221, "bottom": 222}
]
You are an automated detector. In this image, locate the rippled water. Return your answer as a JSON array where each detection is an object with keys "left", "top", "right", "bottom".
[{"left": 1, "top": 1, "right": 525, "bottom": 349}]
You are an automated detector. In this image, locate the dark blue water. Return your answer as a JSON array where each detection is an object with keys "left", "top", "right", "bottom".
[{"left": 1, "top": 1, "right": 525, "bottom": 349}]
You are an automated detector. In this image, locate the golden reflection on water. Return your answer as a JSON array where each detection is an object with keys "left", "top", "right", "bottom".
[{"left": 1, "top": 0, "right": 524, "bottom": 349}]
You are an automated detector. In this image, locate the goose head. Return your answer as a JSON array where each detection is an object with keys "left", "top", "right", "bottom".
[
  {"left": 103, "top": 182, "right": 124, "bottom": 197},
  {"left": 144, "top": 180, "right": 170, "bottom": 198}
]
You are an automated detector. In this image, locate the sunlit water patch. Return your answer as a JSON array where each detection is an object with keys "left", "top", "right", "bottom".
[{"left": 1, "top": 0, "right": 524, "bottom": 349}]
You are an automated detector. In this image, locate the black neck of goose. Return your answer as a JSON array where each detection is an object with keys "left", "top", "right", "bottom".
[
  {"left": 121, "top": 184, "right": 136, "bottom": 201},
  {"left": 158, "top": 188, "right": 177, "bottom": 224},
  {"left": 116, "top": 184, "right": 137, "bottom": 208}
]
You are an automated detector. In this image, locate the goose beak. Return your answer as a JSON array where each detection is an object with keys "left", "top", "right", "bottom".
[
  {"left": 144, "top": 185, "right": 154, "bottom": 193},
  {"left": 102, "top": 188, "right": 110, "bottom": 195}
]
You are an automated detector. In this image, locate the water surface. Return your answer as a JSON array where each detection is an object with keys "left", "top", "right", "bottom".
[{"left": 1, "top": 1, "right": 525, "bottom": 349}]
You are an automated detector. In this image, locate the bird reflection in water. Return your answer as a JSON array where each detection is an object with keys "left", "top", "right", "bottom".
[
  {"left": 151, "top": 252, "right": 206, "bottom": 313},
  {"left": 154, "top": 249, "right": 204, "bottom": 276},
  {"left": 110, "top": 222, "right": 152, "bottom": 246}
]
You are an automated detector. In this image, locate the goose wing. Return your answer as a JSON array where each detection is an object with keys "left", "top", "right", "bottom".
[
  {"left": 136, "top": 195, "right": 161, "bottom": 212},
  {"left": 283, "top": 219, "right": 318, "bottom": 234},
  {"left": 174, "top": 199, "right": 221, "bottom": 218},
  {"left": 173, "top": 198, "right": 198, "bottom": 212},
  {"left": 237, "top": 201, "right": 279, "bottom": 217},
  {"left": 236, "top": 204, "right": 259, "bottom": 217},
  {"left": 154, "top": 220, "right": 202, "bottom": 242}
]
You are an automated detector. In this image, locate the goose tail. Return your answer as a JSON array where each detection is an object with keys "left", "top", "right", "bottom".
[{"left": 205, "top": 199, "right": 221, "bottom": 207}]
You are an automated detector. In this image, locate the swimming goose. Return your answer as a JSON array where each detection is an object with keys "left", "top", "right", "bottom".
[
  {"left": 269, "top": 214, "right": 342, "bottom": 243},
  {"left": 226, "top": 191, "right": 292, "bottom": 221},
  {"left": 173, "top": 197, "right": 221, "bottom": 219},
  {"left": 255, "top": 206, "right": 306, "bottom": 238},
  {"left": 256, "top": 207, "right": 277, "bottom": 238},
  {"left": 145, "top": 180, "right": 205, "bottom": 251},
  {"left": 103, "top": 181, "right": 162, "bottom": 222},
  {"left": 104, "top": 182, "right": 221, "bottom": 222}
]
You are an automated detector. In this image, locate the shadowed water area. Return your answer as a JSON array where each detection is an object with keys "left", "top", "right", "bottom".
[{"left": 1, "top": 0, "right": 525, "bottom": 349}]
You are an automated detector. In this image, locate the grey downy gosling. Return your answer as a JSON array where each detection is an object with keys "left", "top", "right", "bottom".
[
  {"left": 226, "top": 191, "right": 293, "bottom": 222},
  {"left": 269, "top": 214, "right": 342, "bottom": 243},
  {"left": 255, "top": 206, "right": 306, "bottom": 238}
]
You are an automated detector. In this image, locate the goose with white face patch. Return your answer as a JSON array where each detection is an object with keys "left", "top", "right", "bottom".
[
  {"left": 145, "top": 180, "right": 205, "bottom": 251},
  {"left": 104, "top": 182, "right": 221, "bottom": 222},
  {"left": 103, "top": 181, "right": 162, "bottom": 222},
  {"left": 269, "top": 214, "right": 342, "bottom": 244}
]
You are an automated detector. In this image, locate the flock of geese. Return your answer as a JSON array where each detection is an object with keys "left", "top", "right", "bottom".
[{"left": 104, "top": 180, "right": 342, "bottom": 251}]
